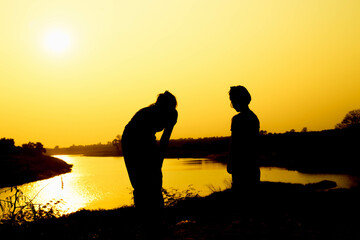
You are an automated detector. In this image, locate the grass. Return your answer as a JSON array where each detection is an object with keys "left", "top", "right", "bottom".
[
  {"left": 0, "top": 187, "right": 64, "bottom": 225},
  {"left": 162, "top": 185, "right": 199, "bottom": 207}
]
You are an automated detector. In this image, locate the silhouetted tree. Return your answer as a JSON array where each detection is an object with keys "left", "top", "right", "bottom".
[
  {"left": 260, "top": 130, "right": 268, "bottom": 135},
  {"left": 112, "top": 135, "right": 122, "bottom": 155},
  {"left": 21, "top": 142, "right": 46, "bottom": 155},
  {"left": 35, "top": 142, "right": 46, "bottom": 154},
  {"left": 0, "top": 138, "right": 17, "bottom": 155},
  {"left": 22, "top": 142, "right": 36, "bottom": 155},
  {"left": 335, "top": 109, "right": 360, "bottom": 129}
]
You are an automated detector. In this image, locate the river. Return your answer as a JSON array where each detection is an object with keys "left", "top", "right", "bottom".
[{"left": 1, "top": 155, "right": 359, "bottom": 215}]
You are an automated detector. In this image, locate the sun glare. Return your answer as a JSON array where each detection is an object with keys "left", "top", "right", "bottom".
[{"left": 43, "top": 29, "right": 71, "bottom": 54}]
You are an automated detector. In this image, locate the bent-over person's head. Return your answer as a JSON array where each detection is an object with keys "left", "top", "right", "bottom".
[
  {"left": 155, "top": 91, "right": 177, "bottom": 110},
  {"left": 155, "top": 91, "right": 178, "bottom": 127}
]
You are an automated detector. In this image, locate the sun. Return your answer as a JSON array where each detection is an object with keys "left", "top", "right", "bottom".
[{"left": 43, "top": 29, "right": 71, "bottom": 54}]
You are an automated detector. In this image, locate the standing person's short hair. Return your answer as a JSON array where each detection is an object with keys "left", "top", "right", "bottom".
[{"left": 229, "top": 86, "right": 251, "bottom": 105}]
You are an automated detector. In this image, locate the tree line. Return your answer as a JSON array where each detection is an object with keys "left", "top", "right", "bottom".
[
  {"left": 48, "top": 108, "right": 360, "bottom": 159},
  {"left": 0, "top": 138, "right": 46, "bottom": 157},
  {"left": 44, "top": 109, "right": 360, "bottom": 175}
]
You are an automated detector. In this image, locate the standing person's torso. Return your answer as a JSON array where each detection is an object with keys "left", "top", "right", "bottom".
[{"left": 230, "top": 110, "right": 260, "bottom": 163}]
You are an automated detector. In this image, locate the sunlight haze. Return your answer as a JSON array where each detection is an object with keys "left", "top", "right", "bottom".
[
  {"left": 1, "top": 0, "right": 360, "bottom": 147},
  {"left": 43, "top": 28, "right": 71, "bottom": 54}
]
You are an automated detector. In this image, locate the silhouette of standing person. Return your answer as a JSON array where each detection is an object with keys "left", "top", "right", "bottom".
[
  {"left": 227, "top": 86, "right": 260, "bottom": 192},
  {"left": 121, "top": 91, "right": 177, "bottom": 236}
]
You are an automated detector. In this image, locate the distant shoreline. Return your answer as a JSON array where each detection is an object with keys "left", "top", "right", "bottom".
[{"left": 46, "top": 128, "right": 360, "bottom": 176}]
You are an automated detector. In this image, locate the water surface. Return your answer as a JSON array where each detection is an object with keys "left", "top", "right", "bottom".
[{"left": 1, "top": 155, "right": 358, "bottom": 214}]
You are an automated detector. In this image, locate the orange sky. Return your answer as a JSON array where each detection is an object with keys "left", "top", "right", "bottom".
[{"left": 1, "top": 0, "right": 360, "bottom": 148}]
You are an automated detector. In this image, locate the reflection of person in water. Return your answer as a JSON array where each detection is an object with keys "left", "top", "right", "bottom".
[
  {"left": 227, "top": 86, "right": 260, "bottom": 192},
  {"left": 121, "top": 91, "right": 177, "bottom": 234}
]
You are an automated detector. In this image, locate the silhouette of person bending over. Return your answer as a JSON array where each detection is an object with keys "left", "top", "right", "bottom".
[
  {"left": 227, "top": 86, "right": 260, "bottom": 192},
  {"left": 121, "top": 91, "right": 177, "bottom": 235}
]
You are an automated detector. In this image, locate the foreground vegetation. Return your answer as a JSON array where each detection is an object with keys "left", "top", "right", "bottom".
[
  {"left": 1, "top": 181, "right": 359, "bottom": 240},
  {"left": 0, "top": 187, "right": 64, "bottom": 225}
]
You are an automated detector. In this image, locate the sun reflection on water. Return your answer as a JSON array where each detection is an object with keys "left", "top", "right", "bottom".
[
  {"left": 14, "top": 155, "right": 116, "bottom": 214},
  {"left": 18, "top": 175, "right": 91, "bottom": 214}
]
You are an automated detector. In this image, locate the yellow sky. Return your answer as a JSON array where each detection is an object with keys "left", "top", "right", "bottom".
[{"left": 1, "top": 0, "right": 360, "bottom": 148}]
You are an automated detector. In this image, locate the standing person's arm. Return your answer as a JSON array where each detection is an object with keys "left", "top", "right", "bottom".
[
  {"left": 159, "top": 110, "right": 178, "bottom": 164},
  {"left": 227, "top": 116, "right": 236, "bottom": 174}
]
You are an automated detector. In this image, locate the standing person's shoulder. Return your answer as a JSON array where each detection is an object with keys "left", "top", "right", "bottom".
[
  {"left": 232, "top": 113, "right": 243, "bottom": 122},
  {"left": 231, "top": 113, "right": 243, "bottom": 131},
  {"left": 249, "top": 110, "right": 259, "bottom": 122},
  {"left": 231, "top": 113, "right": 241, "bottom": 122},
  {"left": 248, "top": 110, "right": 260, "bottom": 130}
]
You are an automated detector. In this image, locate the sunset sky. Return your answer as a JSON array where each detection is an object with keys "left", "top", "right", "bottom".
[{"left": 1, "top": 0, "right": 359, "bottom": 148}]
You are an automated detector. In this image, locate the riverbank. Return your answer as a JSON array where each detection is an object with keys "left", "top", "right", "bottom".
[
  {"left": 1, "top": 181, "right": 359, "bottom": 239},
  {"left": 0, "top": 154, "right": 72, "bottom": 188}
]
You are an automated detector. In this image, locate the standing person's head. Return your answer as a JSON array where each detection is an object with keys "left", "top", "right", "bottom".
[{"left": 229, "top": 86, "right": 251, "bottom": 112}]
